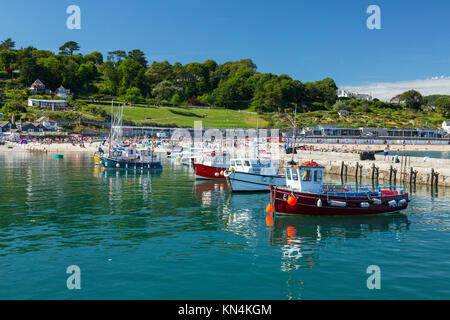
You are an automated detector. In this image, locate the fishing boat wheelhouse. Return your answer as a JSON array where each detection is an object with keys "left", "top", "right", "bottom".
[
  {"left": 224, "top": 158, "right": 285, "bottom": 192},
  {"left": 100, "top": 146, "right": 162, "bottom": 170},
  {"left": 269, "top": 162, "right": 409, "bottom": 216}
]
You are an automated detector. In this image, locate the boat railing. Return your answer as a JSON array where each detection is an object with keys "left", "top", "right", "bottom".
[{"left": 321, "top": 184, "right": 407, "bottom": 196}]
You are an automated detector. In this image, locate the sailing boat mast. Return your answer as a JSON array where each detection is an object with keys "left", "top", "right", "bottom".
[{"left": 290, "top": 104, "right": 297, "bottom": 164}]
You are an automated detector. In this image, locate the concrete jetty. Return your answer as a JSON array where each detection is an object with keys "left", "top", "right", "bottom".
[{"left": 284, "top": 150, "right": 450, "bottom": 187}]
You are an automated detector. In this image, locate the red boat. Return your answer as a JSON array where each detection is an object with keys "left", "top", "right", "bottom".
[
  {"left": 268, "top": 161, "right": 409, "bottom": 216},
  {"left": 193, "top": 162, "right": 228, "bottom": 179},
  {"left": 192, "top": 152, "right": 229, "bottom": 179}
]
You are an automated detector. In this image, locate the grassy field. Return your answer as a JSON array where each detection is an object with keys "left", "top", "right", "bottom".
[
  {"left": 271, "top": 109, "right": 446, "bottom": 129},
  {"left": 89, "top": 103, "right": 269, "bottom": 128}
]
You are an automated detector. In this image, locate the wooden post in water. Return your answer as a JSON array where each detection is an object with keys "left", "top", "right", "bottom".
[
  {"left": 431, "top": 168, "right": 434, "bottom": 187},
  {"left": 389, "top": 165, "right": 393, "bottom": 184}
]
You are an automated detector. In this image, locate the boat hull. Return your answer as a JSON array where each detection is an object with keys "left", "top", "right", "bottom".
[
  {"left": 270, "top": 186, "right": 409, "bottom": 216},
  {"left": 226, "top": 171, "right": 286, "bottom": 192},
  {"left": 193, "top": 163, "right": 227, "bottom": 180},
  {"left": 100, "top": 157, "right": 162, "bottom": 170}
]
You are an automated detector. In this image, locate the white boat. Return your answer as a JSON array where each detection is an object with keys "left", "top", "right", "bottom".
[{"left": 224, "top": 158, "right": 285, "bottom": 192}]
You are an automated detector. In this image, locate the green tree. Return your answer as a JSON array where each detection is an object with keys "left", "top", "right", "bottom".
[
  {"left": 170, "top": 93, "right": 183, "bottom": 106},
  {"left": 59, "top": 41, "right": 80, "bottom": 56},
  {"left": 77, "top": 63, "right": 97, "bottom": 93},
  {"left": 400, "top": 90, "right": 424, "bottom": 110},
  {"left": 1, "top": 100, "right": 26, "bottom": 124},
  {"left": 122, "top": 87, "right": 142, "bottom": 104},
  {"left": 434, "top": 96, "right": 450, "bottom": 117},
  {"left": 0, "top": 38, "right": 15, "bottom": 50},
  {"left": 107, "top": 50, "right": 127, "bottom": 65},
  {"left": 84, "top": 51, "right": 104, "bottom": 65},
  {"left": 152, "top": 80, "right": 182, "bottom": 105},
  {"left": 117, "top": 58, "right": 146, "bottom": 94},
  {"left": 0, "top": 50, "right": 17, "bottom": 77},
  {"left": 128, "top": 49, "right": 148, "bottom": 67}
]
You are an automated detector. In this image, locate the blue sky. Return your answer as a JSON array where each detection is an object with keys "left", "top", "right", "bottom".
[{"left": 1, "top": 0, "right": 449, "bottom": 97}]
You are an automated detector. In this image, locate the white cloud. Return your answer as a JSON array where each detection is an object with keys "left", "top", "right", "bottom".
[{"left": 342, "top": 77, "right": 450, "bottom": 101}]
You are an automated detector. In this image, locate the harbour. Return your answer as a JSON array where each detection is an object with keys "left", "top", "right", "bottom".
[{"left": 0, "top": 151, "right": 449, "bottom": 299}]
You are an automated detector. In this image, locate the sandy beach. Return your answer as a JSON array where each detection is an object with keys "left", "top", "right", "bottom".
[{"left": 0, "top": 142, "right": 101, "bottom": 153}]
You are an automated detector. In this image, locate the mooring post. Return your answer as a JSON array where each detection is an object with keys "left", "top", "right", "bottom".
[
  {"left": 389, "top": 165, "right": 393, "bottom": 184},
  {"left": 431, "top": 168, "right": 434, "bottom": 187}
]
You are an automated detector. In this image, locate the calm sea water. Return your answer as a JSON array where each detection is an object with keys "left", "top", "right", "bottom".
[
  {"left": 0, "top": 152, "right": 449, "bottom": 300},
  {"left": 388, "top": 150, "right": 450, "bottom": 159}
]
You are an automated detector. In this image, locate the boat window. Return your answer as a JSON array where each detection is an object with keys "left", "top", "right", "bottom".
[
  {"left": 291, "top": 169, "right": 299, "bottom": 181},
  {"left": 301, "top": 169, "right": 311, "bottom": 182},
  {"left": 231, "top": 161, "right": 236, "bottom": 166},
  {"left": 314, "top": 170, "right": 322, "bottom": 182},
  {"left": 286, "top": 169, "right": 291, "bottom": 180},
  {"left": 244, "top": 160, "right": 251, "bottom": 167},
  {"left": 236, "top": 160, "right": 242, "bottom": 166}
]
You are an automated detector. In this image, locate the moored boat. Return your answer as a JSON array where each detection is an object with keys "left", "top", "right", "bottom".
[
  {"left": 268, "top": 161, "right": 409, "bottom": 216},
  {"left": 224, "top": 158, "right": 285, "bottom": 192},
  {"left": 192, "top": 151, "right": 229, "bottom": 179},
  {"left": 100, "top": 147, "right": 162, "bottom": 170}
]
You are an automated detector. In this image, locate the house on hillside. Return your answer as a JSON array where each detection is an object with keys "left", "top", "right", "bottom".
[
  {"left": 28, "top": 79, "right": 47, "bottom": 95},
  {"left": 442, "top": 121, "right": 450, "bottom": 134},
  {"left": 36, "top": 116, "right": 58, "bottom": 131},
  {"left": 353, "top": 93, "right": 372, "bottom": 101},
  {"left": 337, "top": 89, "right": 372, "bottom": 101},
  {"left": 337, "top": 89, "right": 353, "bottom": 98},
  {"left": 55, "top": 85, "right": 73, "bottom": 98},
  {"left": 0, "top": 121, "right": 14, "bottom": 133}
]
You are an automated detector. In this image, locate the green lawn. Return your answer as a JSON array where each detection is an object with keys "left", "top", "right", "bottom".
[{"left": 90, "top": 103, "right": 269, "bottom": 128}]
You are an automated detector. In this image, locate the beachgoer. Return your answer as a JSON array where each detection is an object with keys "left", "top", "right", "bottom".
[{"left": 384, "top": 144, "right": 390, "bottom": 161}]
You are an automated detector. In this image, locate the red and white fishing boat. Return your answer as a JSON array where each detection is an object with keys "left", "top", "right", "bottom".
[
  {"left": 268, "top": 161, "right": 409, "bottom": 216},
  {"left": 192, "top": 151, "right": 229, "bottom": 180}
]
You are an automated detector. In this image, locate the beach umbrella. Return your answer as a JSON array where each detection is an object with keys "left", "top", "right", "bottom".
[{"left": 19, "top": 139, "right": 28, "bottom": 144}]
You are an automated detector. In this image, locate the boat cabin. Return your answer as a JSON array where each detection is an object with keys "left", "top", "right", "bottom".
[
  {"left": 110, "top": 147, "right": 138, "bottom": 160},
  {"left": 284, "top": 164, "right": 324, "bottom": 193},
  {"left": 230, "top": 158, "right": 279, "bottom": 176}
]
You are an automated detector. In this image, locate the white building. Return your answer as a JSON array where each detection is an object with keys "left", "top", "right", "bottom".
[
  {"left": 442, "top": 121, "right": 450, "bottom": 134},
  {"left": 337, "top": 89, "right": 353, "bottom": 98},
  {"left": 28, "top": 99, "right": 69, "bottom": 111},
  {"left": 337, "top": 89, "right": 372, "bottom": 101}
]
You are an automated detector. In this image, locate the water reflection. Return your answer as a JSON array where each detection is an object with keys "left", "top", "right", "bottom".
[
  {"left": 193, "top": 180, "right": 230, "bottom": 208},
  {"left": 269, "top": 213, "right": 410, "bottom": 272}
]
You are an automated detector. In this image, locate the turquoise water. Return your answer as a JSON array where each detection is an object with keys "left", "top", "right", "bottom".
[
  {"left": 388, "top": 150, "right": 450, "bottom": 159},
  {"left": 0, "top": 153, "right": 449, "bottom": 299}
]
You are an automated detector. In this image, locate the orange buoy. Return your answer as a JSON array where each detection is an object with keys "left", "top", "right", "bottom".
[
  {"left": 265, "top": 215, "right": 274, "bottom": 227},
  {"left": 287, "top": 195, "right": 297, "bottom": 206},
  {"left": 266, "top": 203, "right": 274, "bottom": 214}
]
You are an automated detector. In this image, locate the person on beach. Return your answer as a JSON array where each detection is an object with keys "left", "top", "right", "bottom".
[{"left": 384, "top": 144, "right": 390, "bottom": 161}]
